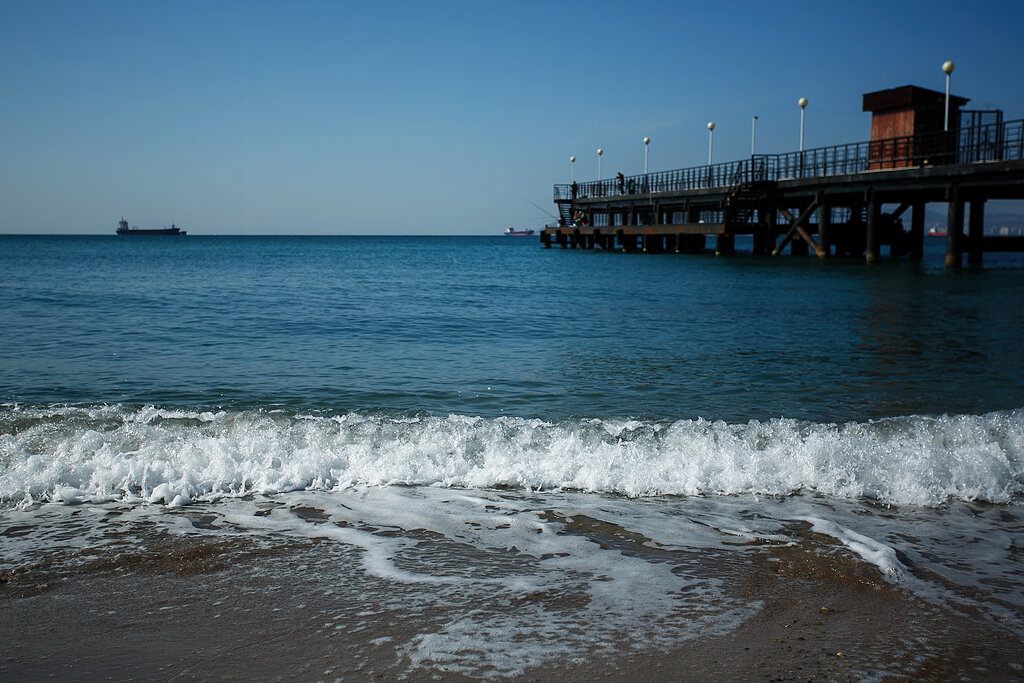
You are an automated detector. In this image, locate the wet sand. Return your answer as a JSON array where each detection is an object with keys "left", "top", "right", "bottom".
[{"left": 2, "top": 521, "right": 1021, "bottom": 682}]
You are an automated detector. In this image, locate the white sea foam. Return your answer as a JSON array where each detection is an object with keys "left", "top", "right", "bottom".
[
  {"left": 797, "top": 515, "right": 905, "bottom": 579},
  {"left": 1, "top": 404, "right": 1022, "bottom": 509},
  {"left": 2, "top": 485, "right": 1021, "bottom": 676},
  {"left": 0, "top": 487, "right": 765, "bottom": 678}
]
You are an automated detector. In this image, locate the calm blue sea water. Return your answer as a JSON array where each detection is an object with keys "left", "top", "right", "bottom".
[{"left": 4, "top": 234, "right": 1024, "bottom": 421}]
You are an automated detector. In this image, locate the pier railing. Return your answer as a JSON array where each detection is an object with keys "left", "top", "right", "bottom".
[{"left": 555, "top": 118, "right": 1024, "bottom": 201}]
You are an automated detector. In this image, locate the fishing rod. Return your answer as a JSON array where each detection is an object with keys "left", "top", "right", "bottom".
[{"left": 524, "top": 198, "right": 557, "bottom": 221}]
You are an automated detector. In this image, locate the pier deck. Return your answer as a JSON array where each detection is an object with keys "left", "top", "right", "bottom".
[{"left": 543, "top": 114, "right": 1024, "bottom": 265}]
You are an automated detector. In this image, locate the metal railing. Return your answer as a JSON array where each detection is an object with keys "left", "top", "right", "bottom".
[{"left": 554, "top": 118, "right": 1024, "bottom": 201}]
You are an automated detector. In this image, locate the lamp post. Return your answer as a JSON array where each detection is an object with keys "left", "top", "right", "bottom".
[
  {"left": 597, "top": 148, "right": 603, "bottom": 181},
  {"left": 751, "top": 115, "right": 758, "bottom": 155},
  {"left": 943, "top": 61, "right": 955, "bottom": 131},
  {"left": 643, "top": 137, "right": 650, "bottom": 175},
  {"left": 707, "top": 122, "right": 715, "bottom": 165},
  {"left": 798, "top": 97, "right": 808, "bottom": 151},
  {"left": 570, "top": 155, "right": 575, "bottom": 183}
]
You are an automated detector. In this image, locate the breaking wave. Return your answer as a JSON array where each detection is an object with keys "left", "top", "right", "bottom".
[{"left": 1, "top": 404, "right": 1022, "bottom": 509}]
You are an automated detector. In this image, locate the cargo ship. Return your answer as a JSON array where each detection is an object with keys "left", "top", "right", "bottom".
[{"left": 116, "top": 218, "right": 186, "bottom": 236}]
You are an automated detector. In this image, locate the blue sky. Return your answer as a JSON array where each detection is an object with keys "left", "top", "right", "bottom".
[{"left": 2, "top": 0, "right": 1022, "bottom": 235}]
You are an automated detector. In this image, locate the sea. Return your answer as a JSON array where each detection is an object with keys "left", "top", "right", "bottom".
[{"left": 2, "top": 234, "right": 1023, "bottom": 679}]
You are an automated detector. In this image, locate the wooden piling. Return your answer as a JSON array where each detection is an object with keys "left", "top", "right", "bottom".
[
  {"left": 968, "top": 199, "right": 985, "bottom": 265},
  {"left": 910, "top": 201, "right": 925, "bottom": 260},
  {"left": 763, "top": 203, "right": 777, "bottom": 255},
  {"left": 815, "top": 193, "right": 829, "bottom": 258},
  {"left": 945, "top": 186, "right": 964, "bottom": 268},
  {"left": 865, "top": 192, "right": 880, "bottom": 264}
]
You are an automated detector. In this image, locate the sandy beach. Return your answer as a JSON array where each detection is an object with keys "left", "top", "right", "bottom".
[{"left": 3, "top": 499, "right": 1021, "bottom": 682}]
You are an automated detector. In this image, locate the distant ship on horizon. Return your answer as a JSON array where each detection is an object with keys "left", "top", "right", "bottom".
[{"left": 116, "top": 218, "right": 186, "bottom": 236}]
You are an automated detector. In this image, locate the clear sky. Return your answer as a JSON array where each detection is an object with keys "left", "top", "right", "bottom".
[{"left": 2, "top": 0, "right": 1022, "bottom": 235}]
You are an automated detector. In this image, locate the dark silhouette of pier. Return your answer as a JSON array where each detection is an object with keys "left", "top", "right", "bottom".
[{"left": 542, "top": 85, "right": 1024, "bottom": 266}]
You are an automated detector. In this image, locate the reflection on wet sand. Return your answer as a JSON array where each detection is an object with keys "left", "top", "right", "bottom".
[{"left": 2, "top": 488, "right": 1021, "bottom": 680}]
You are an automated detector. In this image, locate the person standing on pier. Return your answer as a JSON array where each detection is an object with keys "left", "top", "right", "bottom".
[{"left": 616, "top": 172, "right": 625, "bottom": 195}]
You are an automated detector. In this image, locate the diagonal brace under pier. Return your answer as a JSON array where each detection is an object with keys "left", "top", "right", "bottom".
[{"left": 773, "top": 202, "right": 825, "bottom": 258}]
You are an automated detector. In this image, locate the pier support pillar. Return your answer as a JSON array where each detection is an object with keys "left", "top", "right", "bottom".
[
  {"left": 945, "top": 186, "right": 964, "bottom": 268},
  {"left": 752, "top": 231, "right": 765, "bottom": 255},
  {"left": 968, "top": 199, "right": 985, "bottom": 265},
  {"left": 910, "top": 201, "right": 925, "bottom": 260},
  {"left": 816, "top": 192, "right": 830, "bottom": 258},
  {"left": 837, "top": 198, "right": 864, "bottom": 258},
  {"left": 763, "top": 204, "right": 777, "bottom": 255},
  {"left": 715, "top": 234, "right": 735, "bottom": 256},
  {"left": 866, "top": 192, "right": 880, "bottom": 263},
  {"left": 676, "top": 234, "right": 698, "bottom": 253}
]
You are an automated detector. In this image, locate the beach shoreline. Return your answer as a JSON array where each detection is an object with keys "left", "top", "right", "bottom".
[{"left": 3, "top": 504, "right": 1020, "bottom": 682}]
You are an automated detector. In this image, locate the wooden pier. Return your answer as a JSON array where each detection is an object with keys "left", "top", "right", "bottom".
[{"left": 542, "top": 86, "right": 1024, "bottom": 266}]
